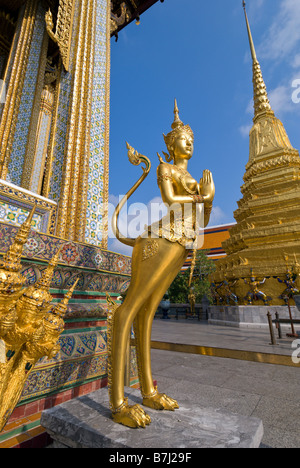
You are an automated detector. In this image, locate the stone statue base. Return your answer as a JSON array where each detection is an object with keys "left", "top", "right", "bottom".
[
  {"left": 208, "top": 305, "right": 300, "bottom": 328},
  {"left": 41, "top": 387, "right": 263, "bottom": 449}
]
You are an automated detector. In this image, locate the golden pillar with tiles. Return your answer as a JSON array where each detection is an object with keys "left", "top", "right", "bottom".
[{"left": 0, "top": 0, "right": 112, "bottom": 245}]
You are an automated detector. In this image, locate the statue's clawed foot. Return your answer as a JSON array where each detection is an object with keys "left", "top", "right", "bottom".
[
  {"left": 112, "top": 399, "right": 151, "bottom": 428},
  {"left": 143, "top": 388, "right": 179, "bottom": 411}
]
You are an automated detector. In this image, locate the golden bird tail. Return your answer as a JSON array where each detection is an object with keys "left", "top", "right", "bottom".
[{"left": 111, "top": 142, "right": 151, "bottom": 247}]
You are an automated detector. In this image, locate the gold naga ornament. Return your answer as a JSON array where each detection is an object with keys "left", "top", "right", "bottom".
[
  {"left": 108, "top": 100, "right": 215, "bottom": 428},
  {"left": 0, "top": 209, "right": 78, "bottom": 432},
  {"left": 0, "top": 207, "right": 36, "bottom": 336}
]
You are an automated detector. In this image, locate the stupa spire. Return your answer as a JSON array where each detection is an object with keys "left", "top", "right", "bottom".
[{"left": 242, "top": 1, "right": 274, "bottom": 121}]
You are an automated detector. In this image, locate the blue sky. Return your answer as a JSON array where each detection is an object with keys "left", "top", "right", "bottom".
[{"left": 108, "top": 0, "right": 300, "bottom": 254}]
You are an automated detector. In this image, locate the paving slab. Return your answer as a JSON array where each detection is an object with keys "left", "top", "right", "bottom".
[
  {"left": 151, "top": 319, "right": 297, "bottom": 356},
  {"left": 41, "top": 388, "right": 263, "bottom": 449}
]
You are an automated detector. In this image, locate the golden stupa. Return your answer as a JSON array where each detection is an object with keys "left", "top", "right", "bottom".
[{"left": 213, "top": 3, "right": 300, "bottom": 306}]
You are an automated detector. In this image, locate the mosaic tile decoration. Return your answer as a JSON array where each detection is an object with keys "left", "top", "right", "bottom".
[
  {"left": 0, "top": 202, "right": 42, "bottom": 231},
  {"left": 0, "top": 221, "right": 131, "bottom": 276},
  {"left": 85, "top": 0, "right": 109, "bottom": 246},
  {"left": 7, "top": 2, "right": 46, "bottom": 186},
  {"left": 40, "top": 328, "right": 107, "bottom": 365},
  {"left": 0, "top": 179, "right": 57, "bottom": 234},
  {"left": 20, "top": 326, "right": 109, "bottom": 401},
  {"left": 30, "top": 112, "right": 52, "bottom": 193},
  {"left": 130, "top": 346, "right": 138, "bottom": 386},
  {"left": 47, "top": 70, "right": 73, "bottom": 202},
  {"left": 20, "top": 353, "right": 108, "bottom": 401},
  {"left": 20, "top": 261, "right": 129, "bottom": 294},
  {"left": 19, "top": 324, "right": 138, "bottom": 402},
  {"left": 47, "top": 2, "right": 80, "bottom": 202}
]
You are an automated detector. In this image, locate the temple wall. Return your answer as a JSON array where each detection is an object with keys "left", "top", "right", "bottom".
[
  {"left": 0, "top": 0, "right": 111, "bottom": 247},
  {"left": 86, "top": 0, "right": 110, "bottom": 247},
  {"left": 7, "top": 2, "right": 47, "bottom": 187},
  {"left": 0, "top": 0, "right": 136, "bottom": 447}
]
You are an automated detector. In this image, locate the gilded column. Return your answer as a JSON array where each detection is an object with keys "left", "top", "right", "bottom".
[
  {"left": 20, "top": 27, "right": 49, "bottom": 191},
  {"left": 26, "top": 86, "right": 55, "bottom": 193},
  {"left": 55, "top": 0, "right": 95, "bottom": 241},
  {"left": 84, "top": 0, "right": 111, "bottom": 248},
  {"left": 41, "top": 59, "right": 63, "bottom": 200},
  {"left": 45, "top": 0, "right": 111, "bottom": 246},
  {"left": 0, "top": 0, "right": 39, "bottom": 180}
]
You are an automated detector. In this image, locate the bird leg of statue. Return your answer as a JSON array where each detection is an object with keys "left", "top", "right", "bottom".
[{"left": 109, "top": 100, "right": 215, "bottom": 428}]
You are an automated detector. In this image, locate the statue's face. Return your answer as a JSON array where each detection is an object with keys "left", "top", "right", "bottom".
[{"left": 172, "top": 131, "right": 194, "bottom": 160}]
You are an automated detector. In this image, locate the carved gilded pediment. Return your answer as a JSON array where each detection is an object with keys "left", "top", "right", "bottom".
[
  {"left": 248, "top": 116, "right": 295, "bottom": 164},
  {"left": 45, "top": 0, "right": 75, "bottom": 72}
]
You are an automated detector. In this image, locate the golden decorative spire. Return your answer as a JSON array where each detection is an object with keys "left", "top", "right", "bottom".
[
  {"left": 0, "top": 206, "right": 36, "bottom": 273},
  {"left": 54, "top": 277, "right": 79, "bottom": 318},
  {"left": 163, "top": 100, "right": 194, "bottom": 162},
  {"left": 34, "top": 247, "right": 61, "bottom": 291},
  {"left": 243, "top": 1, "right": 274, "bottom": 121}
]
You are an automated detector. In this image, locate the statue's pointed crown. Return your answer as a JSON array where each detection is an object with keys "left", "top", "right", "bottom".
[
  {"left": 163, "top": 99, "right": 194, "bottom": 162},
  {"left": 171, "top": 99, "right": 183, "bottom": 130},
  {"left": 0, "top": 205, "right": 36, "bottom": 272},
  {"left": 54, "top": 277, "right": 79, "bottom": 318}
]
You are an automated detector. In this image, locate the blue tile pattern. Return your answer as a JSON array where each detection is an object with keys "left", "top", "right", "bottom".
[
  {"left": 85, "top": 0, "right": 109, "bottom": 246},
  {"left": 7, "top": 3, "right": 46, "bottom": 186}
]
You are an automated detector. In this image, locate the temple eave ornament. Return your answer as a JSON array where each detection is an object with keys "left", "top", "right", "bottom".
[
  {"left": 110, "top": 1, "right": 129, "bottom": 33},
  {"left": 45, "top": 0, "right": 75, "bottom": 71},
  {"left": 0, "top": 10, "right": 16, "bottom": 55}
]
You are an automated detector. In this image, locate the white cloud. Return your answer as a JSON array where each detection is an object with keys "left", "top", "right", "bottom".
[
  {"left": 247, "top": 0, "right": 265, "bottom": 16},
  {"left": 268, "top": 85, "right": 295, "bottom": 114},
  {"left": 242, "top": 1, "right": 300, "bottom": 121},
  {"left": 239, "top": 124, "right": 252, "bottom": 138},
  {"left": 107, "top": 195, "right": 231, "bottom": 253},
  {"left": 258, "top": 0, "right": 300, "bottom": 64},
  {"left": 107, "top": 194, "right": 168, "bottom": 255},
  {"left": 242, "top": 79, "right": 300, "bottom": 122},
  {"left": 108, "top": 238, "right": 133, "bottom": 256},
  {"left": 208, "top": 206, "right": 230, "bottom": 227},
  {"left": 291, "top": 54, "right": 300, "bottom": 69}
]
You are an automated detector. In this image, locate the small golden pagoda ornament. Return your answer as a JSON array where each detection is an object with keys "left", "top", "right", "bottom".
[{"left": 213, "top": 2, "right": 300, "bottom": 305}]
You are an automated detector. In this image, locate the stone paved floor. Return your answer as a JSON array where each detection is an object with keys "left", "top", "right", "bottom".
[{"left": 150, "top": 320, "right": 300, "bottom": 448}]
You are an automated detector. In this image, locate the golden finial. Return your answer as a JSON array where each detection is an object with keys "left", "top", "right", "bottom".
[
  {"left": 52, "top": 277, "right": 79, "bottom": 318},
  {"left": 171, "top": 99, "right": 183, "bottom": 130},
  {"left": 243, "top": 1, "right": 257, "bottom": 63},
  {"left": 163, "top": 100, "right": 194, "bottom": 162},
  {"left": 34, "top": 247, "right": 61, "bottom": 290},
  {"left": 242, "top": 1, "right": 274, "bottom": 121}
]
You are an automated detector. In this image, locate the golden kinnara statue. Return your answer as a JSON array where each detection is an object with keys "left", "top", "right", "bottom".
[{"left": 109, "top": 101, "right": 215, "bottom": 428}]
